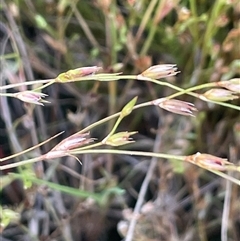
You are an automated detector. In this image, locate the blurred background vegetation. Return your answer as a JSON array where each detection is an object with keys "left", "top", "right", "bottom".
[{"left": 0, "top": 0, "right": 239, "bottom": 241}]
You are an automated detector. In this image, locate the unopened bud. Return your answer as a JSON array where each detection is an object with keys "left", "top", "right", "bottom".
[
  {"left": 14, "top": 91, "right": 48, "bottom": 105},
  {"left": 185, "top": 152, "right": 233, "bottom": 171},
  {"left": 120, "top": 97, "right": 138, "bottom": 118},
  {"left": 56, "top": 66, "right": 102, "bottom": 82},
  {"left": 218, "top": 78, "right": 240, "bottom": 92},
  {"left": 44, "top": 132, "right": 94, "bottom": 162},
  {"left": 201, "top": 88, "right": 239, "bottom": 102},
  {"left": 103, "top": 131, "right": 137, "bottom": 146},
  {"left": 152, "top": 98, "right": 197, "bottom": 116},
  {"left": 52, "top": 132, "right": 94, "bottom": 151},
  {"left": 138, "top": 64, "right": 179, "bottom": 79},
  {"left": 177, "top": 7, "right": 191, "bottom": 21},
  {"left": 0, "top": 207, "right": 20, "bottom": 230}
]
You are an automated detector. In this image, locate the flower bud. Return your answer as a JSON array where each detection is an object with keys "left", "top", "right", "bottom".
[
  {"left": 103, "top": 131, "right": 137, "bottom": 146},
  {"left": 139, "top": 64, "right": 179, "bottom": 79},
  {"left": 217, "top": 78, "right": 240, "bottom": 92},
  {"left": 152, "top": 98, "right": 197, "bottom": 116},
  {"left": 0, "top": 207, "right": 20, "bottom": 230},
  {"left": 14, "top": 91, "right": 48, "bottom": 105},
  {"left": 44, "top": 132, "right": 94, "bottom": 162},
  {"left": 56, "top": 66, "right": 102, "bottom": 82},
  {"left": 120, "top": 97, "right": 138, "bottom": 118},
  {"left": 177, "top": 7, "right": 191, "bottom": 22},
  {"left": 201, "top": 88, "right": 239, "bottom": 102},
  {"left": 185, "top": 152, "right": 233, "bottom": 171},
  {"left": 52, "top": 132, "right": 94, "bottom": 151}
]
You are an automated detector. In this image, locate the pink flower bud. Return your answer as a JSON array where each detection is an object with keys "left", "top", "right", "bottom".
[
  {"left": 56, "top": 66, "right": 102, "bottom": 82},
  {"left": 185, "top": 152, "right": 233, "bottom": 171},
  {"left": 43, "top": 132, "right": 94, "bottom": 162},
  {"left": 139, "top": 64, "right": 179, "bottom": 79},
  {"left": 152, "top": 98, "right": 197, "bottom": 116},
  {"left": 51, "top": 132, "right": 94, "bottom": 151},
  {"left": 201, "top": 88, "right": 239, "bottom": 102},
  {"left": 14, "top": 91, "right": 48, "bottom": 105}
]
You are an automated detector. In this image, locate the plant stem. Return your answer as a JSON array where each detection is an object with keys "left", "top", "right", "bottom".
[
  {"left": 0, "top": 149, "right": 185, "bottom": 171},
  {"left": 78, "top": 101, "right": 151, "bottom": 134},
  {"left": 0, "top": 132, "right": 64, "bottom": 162},
  {"left": 0, "top": 79, "right": 54, "bottom": 90},
  {"left": 2, "top": 149, "right": 239, "bottom": 186}
]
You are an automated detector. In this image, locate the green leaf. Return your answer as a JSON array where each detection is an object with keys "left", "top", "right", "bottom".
[{"left": 9, "top": 173, "right": 125, "bottom": 206}]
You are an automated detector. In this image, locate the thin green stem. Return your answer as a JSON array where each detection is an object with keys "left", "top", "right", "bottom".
[
  {"left": 70, "top": 149, "right": 186, "bottom": 160},
  {"left": 0, "top": 93, "right": 14, "bottom": 97},
  {"left": 201, "top": 0, "right": 227, "bottom": 66},
  {"left": 210, "top": 170, "right": 240, "bottom": 186},
  {"left": 140, "top": 0, "right": 162, "bottom": 56},
  {"left": 75, "top": 142, "right": 103, "bottom": 151},
  {"left": 135, "top": 0, "right": 158, "bottom": 43},
  {"left": 1, "top": 74, "right": 239, "bottom": 111},
  {"left": 168, "top": 82, "right": 218, "bottom": 99},
  {"left": 0, "top": 79, "right": 54, "bottom": 90},
  {"left": 0, "top": 155, "right": 45, "bottom": 171},
  {"left": 167, "top": 83, "right": 240, "bottom": 111},
  {"left": 202, "top": 100, "right": 240, "bottom": 111},
  {"left": 140, "top": 22, "right": 157, "bottom": 56},
  {"left": 70, "top": 1, "right": 100, "bottom": 49},
  {"left": 9, "top": 172, "right": 102, "bottom": 202},
  {"left": 78, "top": 101, "right": 151, "bottom": 134},
  {"left": 0, "top": 149, "right": 185, "bottom": 171},
  {"left": 106, "top": 2, "right": 118, "bottom": 147},
  {"left": 189, "top": 0, "right": 199, "bottom": 42},
  {"left": 32, "top": 80, "right": 55, "bottom": 91},
  {"left": 2, "top": 148, "right": 239, "bottom": 186},
  {"left": 104, "top": 117, "right": 123, "bottom": 140},
  {"left": 0, "top": 132, "right": 64, "bottom": 162}
]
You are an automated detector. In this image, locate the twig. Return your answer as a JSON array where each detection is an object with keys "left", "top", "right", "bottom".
[
  {"left": 221, "top": 173, "right": 232, "bottom": 241},
  {"left": 70, "top": 1, "right": 101, "bottom": 50},
  {"left": 221, "top": 146, "right": 236, "bottom": 241},
  {"left": 3, "top": 0, "right": 45, "bottom": 174},
  {"left": 125, "top": 118, "right": 162, "bottom": 241}
]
